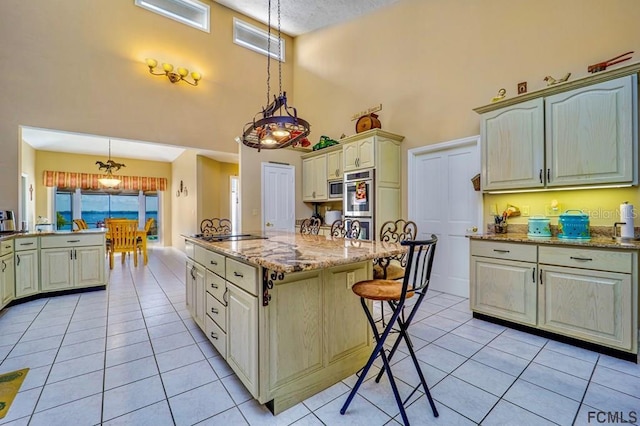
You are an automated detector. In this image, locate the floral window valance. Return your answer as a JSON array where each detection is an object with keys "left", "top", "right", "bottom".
[{"left": 43, "top": 171, "right": 167, "bottom": 191}]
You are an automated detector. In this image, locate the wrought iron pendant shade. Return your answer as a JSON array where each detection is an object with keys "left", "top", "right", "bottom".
[
  {"left": 241, "top": 0, "right": 310, "bottom": 152},
  {"left": 97, "top": 140, "right": 126, "bottom": 188}
]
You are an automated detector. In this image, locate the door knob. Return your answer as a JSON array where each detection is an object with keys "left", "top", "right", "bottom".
[{"left": 266, "top": 222, "right": 273, "bottom": 227}]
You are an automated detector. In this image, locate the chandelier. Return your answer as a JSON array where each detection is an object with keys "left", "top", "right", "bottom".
[
  {"left": 240, "top": 0, "right": 310, "bottom": 152},
  {"left": 96, "top": 140, "right": 126, "bottom": 188}
]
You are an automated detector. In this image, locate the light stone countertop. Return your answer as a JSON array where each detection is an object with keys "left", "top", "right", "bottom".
[
  {"left": 0, "top": 228, "right": 107, "bottom": 241},
  {"left": 184, "top": 230, "right": 406, "bottom": 273},
  {"left": 469, "top": 232, "right": 640, "bottom": 250}
]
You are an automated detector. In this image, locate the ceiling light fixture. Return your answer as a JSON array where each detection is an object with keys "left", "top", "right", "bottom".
[
  {"left": 240, "top": 0, "right": 310, "bottom": 152},
  {"left": 145, "top": 58, "right": 202, "bottom": 86},
  {"left": 96, "top": 140, "right": 126, "bottom": 188}
]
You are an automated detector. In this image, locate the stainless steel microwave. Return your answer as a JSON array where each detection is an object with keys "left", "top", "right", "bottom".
[{"left": 328, "top": 180, "right": 343, "bottom": 199}]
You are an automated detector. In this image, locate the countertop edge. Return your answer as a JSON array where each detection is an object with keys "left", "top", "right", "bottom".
[{"left": 468, "top": 233, "right": 640, "bottom": 250}]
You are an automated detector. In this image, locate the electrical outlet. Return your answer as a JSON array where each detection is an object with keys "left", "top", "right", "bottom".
[
  {"left": 346, "top": 272, "right": 355, "bottom": 289},
  {"left": 522, "top": 205, "right": 530, "bottom": 216}
]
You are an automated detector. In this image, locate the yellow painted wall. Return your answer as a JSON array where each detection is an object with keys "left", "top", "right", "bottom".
[
  {"left": 0, "top": 0, "right": 293, "bottom": 218},
  {"left": 197, "top": 156, "right": 239, "bottom": 223},
  {"left": 172, "top": 150, "right": 198, "bottom": 250},
  {"left": 485, "top": 187, "right": 640, "bottom": 228},
  {"left": 293, "top": 0, "right": 640, "bottom": 222},
  {"left": 20, "top": 141, "right": 36, "bottom": 231},
  {"left": 35, "top": 150, "right": 172, "bottom": 241}
]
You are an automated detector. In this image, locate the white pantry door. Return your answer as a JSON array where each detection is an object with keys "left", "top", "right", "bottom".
[
  {"left": 408, "top": 136, "right": 482, "bottom": 297},
  {"left": 261, "top": 162, "right": 295, "bottom": 232}
]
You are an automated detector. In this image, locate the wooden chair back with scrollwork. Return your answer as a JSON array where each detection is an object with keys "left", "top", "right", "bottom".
[
  {"left": 73, "top": 219, "right": 88, "bottom": 230},
  {"left": 330, "top": 219, "right": 361, "bottom": 239},
  {"left": 300, "top": 218, "right": 321, "bottom": 235},
  {"left": 200, "top": 218, "right": 232, "bottom": 236}
]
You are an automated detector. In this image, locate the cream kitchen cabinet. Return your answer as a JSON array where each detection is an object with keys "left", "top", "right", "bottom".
[
  {"left": 302, "top": 154, "right": 328, "bottom": 202},
  {"left": 185, "top": 259, "right": 206, "bottom": 329},
  {"left": 227, "top": 280, "right": 258, "bottom": 396},
  {"left": 538, "top": 246, "right": 635, "bottom": 351},
  {"left": 15, "top": 237, "right": 39, "bottom": 298},
  {"left": 480, "top": 98, "right": 544, "bottom": 190},
  {"left": 545, "top": 75, "right": 636, "bottom": 187},
  {"left": 470, "top": 240, "right": 538, "bottom": 326},
  {"left": 0, "top": 241, "right": 15, "bottom": 309},
  {"left": 475, "top": 71, "right": 638, "bottom": 191},
  {"left": 470, "top": 238, "right": 638, "bottom": 354},
  {"left": 40, "top": 234, "right": 105, "bottom": 292},
  {"left": 343, "top": 136, "right": 375, "bottom": 172},
  {"left": 326, "top": 148, "right": 343, "bottom": 180}
]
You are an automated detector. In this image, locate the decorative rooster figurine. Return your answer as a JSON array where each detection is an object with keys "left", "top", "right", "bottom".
[{"left": 544, "top": 72, "right": 571, "bottom": 86}]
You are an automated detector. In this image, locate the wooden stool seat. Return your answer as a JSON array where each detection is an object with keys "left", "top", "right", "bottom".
[
  {"left": 352, "top": 279, "right": 414, "bottom": 301},
  {"left": 373, "top": 264, "right": 405, "bottom": 281}
]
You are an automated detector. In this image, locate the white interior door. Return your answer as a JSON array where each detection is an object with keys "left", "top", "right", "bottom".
[
  {"left": 408, "top": 136, "right": 481, "bottom": 297},
  {"left": 261, "top": 163, "right": 295, "bottom": 232}
]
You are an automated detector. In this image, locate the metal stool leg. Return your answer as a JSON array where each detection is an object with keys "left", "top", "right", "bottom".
[{"left": 340, "top": 297, "right": 410, "bottom": 425}]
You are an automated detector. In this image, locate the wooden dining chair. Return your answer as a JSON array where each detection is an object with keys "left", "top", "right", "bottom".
[
  {"left": 137, "top": 218, "right": 154, "bottom": 265},
  {"left": 107, "top": 219, "right": 139, "bottom": 269},
  {"left": 73, "top": 218, "right": 88, "bottom": 230},
  {"left": 300, "top": 217, "right": 321, "bottom": 235}
]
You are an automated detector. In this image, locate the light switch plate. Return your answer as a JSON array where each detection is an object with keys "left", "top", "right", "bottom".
[{"left": 522, "top": 205, "right": 530, "bottom": 216}]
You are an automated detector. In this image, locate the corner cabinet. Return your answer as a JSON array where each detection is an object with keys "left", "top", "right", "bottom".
[
  {"left": 476, "top": 70, "right": 639, "bottom": 191},
  {"left": 470, "top": 239, "right": 638, "bottom": 354}
]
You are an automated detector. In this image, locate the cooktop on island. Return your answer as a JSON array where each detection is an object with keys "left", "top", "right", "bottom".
[{"left": 192, "top": 233, "right": 268, "bottom": 242}]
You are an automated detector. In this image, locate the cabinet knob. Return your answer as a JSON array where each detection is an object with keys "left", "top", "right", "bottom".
[{"left": 233, "top": 271, "right": 244, "bottom": 278}]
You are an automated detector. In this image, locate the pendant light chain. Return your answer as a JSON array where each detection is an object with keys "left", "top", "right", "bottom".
[
  {"left": 266, "top": 0, "right": 272, "bottom": 106},
  {"left": 277, "top": 0, "right": 282, "bottom": 96}
]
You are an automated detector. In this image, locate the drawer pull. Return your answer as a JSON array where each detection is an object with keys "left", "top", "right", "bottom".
[
  {"left": 210, "top": 332, "right": 218, "bottom": 340},
  {"left": 210, "top": 260, "right": 218, "bottom": 266},
  {"left": 67, "top": 239, "right": 80, "bottom": 243},
  {"left": 3, "top": 245, "right": 11, "bottom": 249},
  {"left": 233, "top": 271, "right": 244, "bottom": 278},
  {"left": 210, "top": 282, "right": 218, "bottom": 289},
  {"left": 493, "top": 249, "right": 510, "bottom": 253},
  {"left": 16, "top": 254, "right": 20, "bottom": 266},
  {"left": 211, "top": 307, "right": 219, "bottom": 314},
  {"left": 570, "top": 256, "right": 593, "bottom": 262},
  {"left": 19, "top": 242, "right": 34, "bottom": 246}
]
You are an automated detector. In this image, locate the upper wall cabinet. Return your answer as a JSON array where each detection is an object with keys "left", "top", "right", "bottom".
[
  {"left": 476, "top": 66, "right": 639, "bottom": 192},
  {"left": 481, "top": 98, "right": 544, "bottom": 190},
  {"left": 545, "top": 76, "right": 636, "bottom": 187}
]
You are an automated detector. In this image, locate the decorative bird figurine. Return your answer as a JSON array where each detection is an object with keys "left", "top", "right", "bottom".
[
  {"left": 490, "top": 88, "right": 506, "bottom": 103},
  {"left": 544, "top": 72, "right": 571, "bottom": 86}
]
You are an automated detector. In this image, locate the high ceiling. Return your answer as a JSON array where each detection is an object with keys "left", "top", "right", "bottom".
[
  {"left": 215, "top": 0, "right": 400, "bottom": 36},
  {"left": 23, "top": 1, "right": 399, "bottom": 162}
]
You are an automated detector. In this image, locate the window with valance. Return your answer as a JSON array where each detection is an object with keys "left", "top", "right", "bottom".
[{"left": 43, "top": 171, "right": 167, "bottom": 191}]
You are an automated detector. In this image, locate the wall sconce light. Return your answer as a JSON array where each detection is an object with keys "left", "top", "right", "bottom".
[
  {"left": 146, "top": 58, "right": 202, "bottom": 86},
  {"left": 176, "top": 180, "right": 188, "bottom": 197}
]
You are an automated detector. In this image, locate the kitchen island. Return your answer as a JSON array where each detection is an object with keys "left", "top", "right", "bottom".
[
  {"left": 469, "top": 232, "right": 639, "bottom": 362},
  {"left": 183, "top": 231, "right": 406, "bottom": 414}
]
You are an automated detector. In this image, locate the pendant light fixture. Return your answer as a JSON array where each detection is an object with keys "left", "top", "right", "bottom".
[
  {"left": 96, "top": 140, "right": 126, "bottom": 188},
  {"left": 240, "top": 0, "right": 310, "bottom": 152}
]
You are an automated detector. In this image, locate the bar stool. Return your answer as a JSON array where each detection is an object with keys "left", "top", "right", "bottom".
[
  {"left": 340, "top": 236, "right": 439, "bottom": 426},
  {"left": 300, "top": 217, "right": 322, "bottom": 235}
]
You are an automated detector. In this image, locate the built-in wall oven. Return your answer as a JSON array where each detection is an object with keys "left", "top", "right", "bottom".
[{"left": 344, "top": 169, "right": 374, "bottom": 240}]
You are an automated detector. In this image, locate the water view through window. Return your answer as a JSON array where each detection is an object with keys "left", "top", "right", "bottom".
[{"left": 56, "top": 191, "right": 158, "bottom": 240}]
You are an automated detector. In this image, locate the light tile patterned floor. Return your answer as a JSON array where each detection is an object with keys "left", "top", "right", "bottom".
[{"left": 0, "top": 247, "right": 639, "bottom": 425}]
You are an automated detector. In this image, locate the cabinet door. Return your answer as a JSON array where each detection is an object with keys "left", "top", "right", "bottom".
[
  {"left": 481, "top": 98, "right": 544, "bottom": 190},
  {"left": 343, "top": 142, "right": 359, "bottom": 172},
  {"left": 186, "top": 260, "right": 195, "bottom": 318},
  {"left": 302, "top": 155, "right": 328, "bottom": 202},
  {"left": 327, "top": 150, "right": 342, "bottom": 180},
  {"left": 227, "top": 282, "right": 259, "bottom": 397},
  {"left": 545, "top": 75, "right": 636, "bottom": 186},
  {"left": 1, "top": 253, "right": 15, "bottom": 306},
  {"left": 470, "top": 256, "right": 537, "bottom": 326},
  {"left": 357, "top": 138, "right": 375, "bottom": 170},
  {"left": 74, "top": 246, "right": 105, "bottom": 287},
  {"left": 15, "top": 250, "right": 38, "bottom": 298},
  {"left": 313, "top": 155, "right": 328, "bottom": 200},
  {"left": 539, "top": 265, "right": 633, "bottom": 350},
  {"left": 185, "top": 260, "right": 206, "bottom": 330},
  {"left": 41, "top": 248, "right": 73, "bottom": 291}
]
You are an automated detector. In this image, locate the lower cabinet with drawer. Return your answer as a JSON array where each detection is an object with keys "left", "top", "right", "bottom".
[
  {"left": 40, "top": 234, "right": 105, "bottom": 292},
  {"left": 470, "top": 239, "right": 638, "bottom": 353},
  {"left": 0, "top": 241, "right": 15, "bottom": 309},
  {"left": 15, "top": 237, "right": 39, "bottom": 298}
]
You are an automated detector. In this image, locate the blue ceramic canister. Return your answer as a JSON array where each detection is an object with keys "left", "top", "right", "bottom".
[
  {"left": 557, "top": 210, "right": 590, "bottom": 240},
  {"left": 527, "top": 216, "right": 551, "bottom": 238}
]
